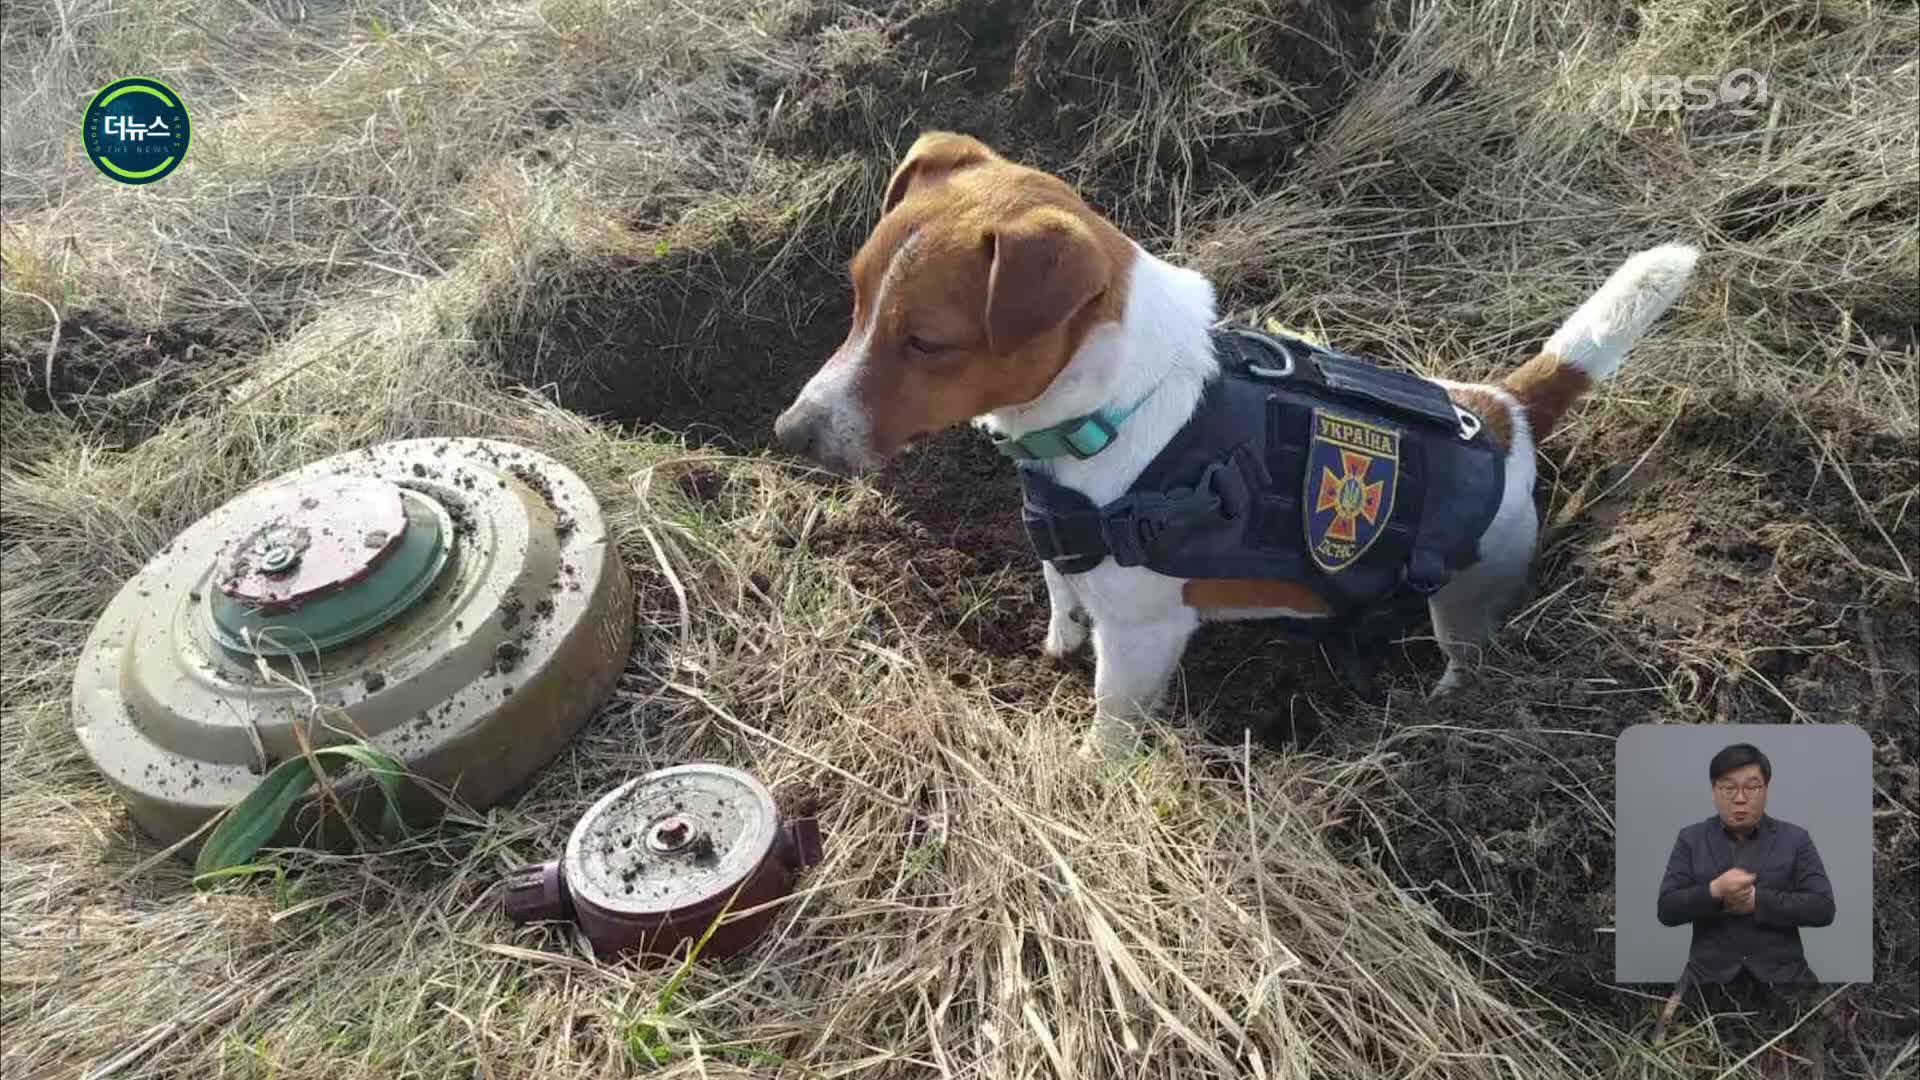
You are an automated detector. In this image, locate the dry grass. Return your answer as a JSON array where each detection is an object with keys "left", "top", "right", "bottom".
[
  {"left": 3, "top": 0, "right": 1916, "bottom": 1077},
  {"left": 0, "top": 316, "right": 1592, "bottom": 1077}
]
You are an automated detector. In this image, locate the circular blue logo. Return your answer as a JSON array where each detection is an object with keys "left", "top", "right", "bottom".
[{"left": 82, "top": 77, "right": 191, "bottom": 185}]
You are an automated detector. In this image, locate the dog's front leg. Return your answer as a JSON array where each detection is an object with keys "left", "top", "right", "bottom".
[
  {"left": 1042, "top": 562, "right": 1088, "bottom": 658},
  {"left": 1082, "top": 609, "right": 1200, "bottom": 760}
]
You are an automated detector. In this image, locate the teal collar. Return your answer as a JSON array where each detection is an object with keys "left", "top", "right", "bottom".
[{"left": 991, "top": 385, "right": 1161, "bottom": 462}]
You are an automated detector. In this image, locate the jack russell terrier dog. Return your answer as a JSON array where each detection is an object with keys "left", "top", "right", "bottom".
[{"left": 773, "top": 131, "right": 1698, "bottom": 759}]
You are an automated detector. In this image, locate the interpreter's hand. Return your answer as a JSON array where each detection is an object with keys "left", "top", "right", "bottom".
[{"left": 1709, "top": 867, "right": 1757, "bottom": 902}]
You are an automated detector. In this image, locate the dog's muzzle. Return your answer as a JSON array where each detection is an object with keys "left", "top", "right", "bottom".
[
  {"left": 771, "top": 402, "right": 823, "bottom": 461},
  {"left": 772, "top": 400, "right": 874, "bottom": 476}
]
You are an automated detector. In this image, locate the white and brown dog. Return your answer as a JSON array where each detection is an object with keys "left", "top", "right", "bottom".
[{"left": 773, "top": 132, "right": 1697, "bottom": 758}]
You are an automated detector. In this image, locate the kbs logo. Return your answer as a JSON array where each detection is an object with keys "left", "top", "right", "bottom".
[
  {"left": 82, "top": 77, "right": 192, "bottom": 185},
  {"left": 1590, "top": 69, "right": 1770, "bottom": 119}
]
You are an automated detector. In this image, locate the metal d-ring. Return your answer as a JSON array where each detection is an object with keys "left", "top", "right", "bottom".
[
  {"left": 1233, "top": 328, "right": 1296, "bottom": 380},
  {"left": 1454, "top": 404, "right": 1484, "bottom": 441}
]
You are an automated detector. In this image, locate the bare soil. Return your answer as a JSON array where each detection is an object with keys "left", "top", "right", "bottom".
[
  {"left": 0, "top": 309, "right": 236, "bottom": 448},
  {"left": 759, "top": 0, "right": 1376, "bottom": 227}
]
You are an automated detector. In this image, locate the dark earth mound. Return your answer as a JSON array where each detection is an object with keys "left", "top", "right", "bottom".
[
  {"left": 0, "top": 309, "right": 237, "bottom": 449},
  {"left": 758, "top": 0, "right": 1379, "bottom": 229},
  {"left": 482, "top": 233, "right": 850, "bottom": 451}
]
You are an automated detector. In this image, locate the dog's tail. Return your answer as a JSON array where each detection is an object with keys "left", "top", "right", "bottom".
[{"left": 1503, "top": 243, "right": 1699, "bottom": 442}]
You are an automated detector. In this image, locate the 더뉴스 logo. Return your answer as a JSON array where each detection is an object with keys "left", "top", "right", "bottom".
[{"left": 82, "top": 77, "right": 191, "bottom": 185}]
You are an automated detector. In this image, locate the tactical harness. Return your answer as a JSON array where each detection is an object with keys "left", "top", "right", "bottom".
[{"left": 1005, "top": 325, "right": 1508, "bottom": 646}]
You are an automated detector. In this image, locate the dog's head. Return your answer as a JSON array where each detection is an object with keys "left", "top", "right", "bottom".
[{"left": 772, "top": 133, "right": 1131, "bottom": 475}]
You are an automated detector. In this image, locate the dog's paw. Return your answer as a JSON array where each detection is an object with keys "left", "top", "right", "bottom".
[
  {"left": 1079, "top": 714, "right": 1141, "bottom": 761},
  {"left": 1428, "top": 665, "right": 1471, "bottom": 700},
  {"left": 1043, "top": 612, "right": 1088, "bottom": 659}
]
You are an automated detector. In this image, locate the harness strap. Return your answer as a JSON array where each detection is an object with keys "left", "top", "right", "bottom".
[
  {"left": 1021, "top": 459, "right": 1244, "bottom": 571},
  {"left": 1219, "top": 325, "right": 1478, "bottom": 439}
]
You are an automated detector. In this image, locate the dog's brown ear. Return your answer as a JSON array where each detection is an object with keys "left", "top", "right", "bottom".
[
  {"left": 983, "top": 206, "right": 1112, "bottom": 357},
  {"left": 881, "top": 131, "right": 996, "bottom": 216}
]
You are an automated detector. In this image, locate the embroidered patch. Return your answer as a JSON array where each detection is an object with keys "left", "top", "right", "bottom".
[{"left": 1304, "top": 409, "right": 1400, "bottom": 573}]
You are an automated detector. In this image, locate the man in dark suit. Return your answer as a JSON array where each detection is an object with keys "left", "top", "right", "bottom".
[{"left": 1657, "top": 742, "right": 1835, "bottom": 1077}]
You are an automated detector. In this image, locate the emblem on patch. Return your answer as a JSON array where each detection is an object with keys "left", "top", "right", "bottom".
[{"left": 1305, "top": 409, "right": 1400, "bottom": 573}]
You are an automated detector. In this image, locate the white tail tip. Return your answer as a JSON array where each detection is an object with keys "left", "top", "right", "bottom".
[{"left": 1544, "top": 243, "right": 1699, "bottom": 382}]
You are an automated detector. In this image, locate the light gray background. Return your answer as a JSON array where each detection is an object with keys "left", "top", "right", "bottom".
[{"left": 1615, "top": 723, "right": 1873, "bottom": 984}]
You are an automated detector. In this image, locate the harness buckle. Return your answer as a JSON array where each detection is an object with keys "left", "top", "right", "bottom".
[
  {"left": 1062, "top": 414, "right": 1120, "bottom": 460},
  {"left": 1453, "top": 404, "right": 1483, "bottom": 442},
  {"left": 1098, "top": 501, "right": 1157, "bottom": 567},
  {"left": 1098, "top": 462, "right": 1239, "bottom": 567},
  {"left": 1228, "top": 327, "right": 1298, "bottom": 380},
  {"left": 1021, "top": 502, "right": 1066, "bottom": 563}
]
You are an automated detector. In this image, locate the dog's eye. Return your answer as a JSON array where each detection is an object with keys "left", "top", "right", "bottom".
[{"left": 905, "top": 335, "right": 946, "bottom": 356}]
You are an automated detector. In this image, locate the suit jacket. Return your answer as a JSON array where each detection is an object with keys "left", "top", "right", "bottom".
[{"left": 1656, "top": 813, "right": 1834, "bottom": 985}]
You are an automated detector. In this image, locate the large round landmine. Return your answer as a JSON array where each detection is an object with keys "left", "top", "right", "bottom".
[
  {"left": 503, "top": 764, "right": 824, "bottom": 964},
  {"left": 70, "top": 439, "right": 634, "bottom": 851}
]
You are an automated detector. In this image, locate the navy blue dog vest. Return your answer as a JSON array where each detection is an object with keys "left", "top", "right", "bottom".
[{"left": 1016, "top": 325, "right": 1508, "bottom": 644}]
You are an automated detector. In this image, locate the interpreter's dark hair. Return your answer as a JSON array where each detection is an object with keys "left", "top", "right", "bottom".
[{"left": 1708, "top": 743, "right": 1771, "bottom": 784}]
